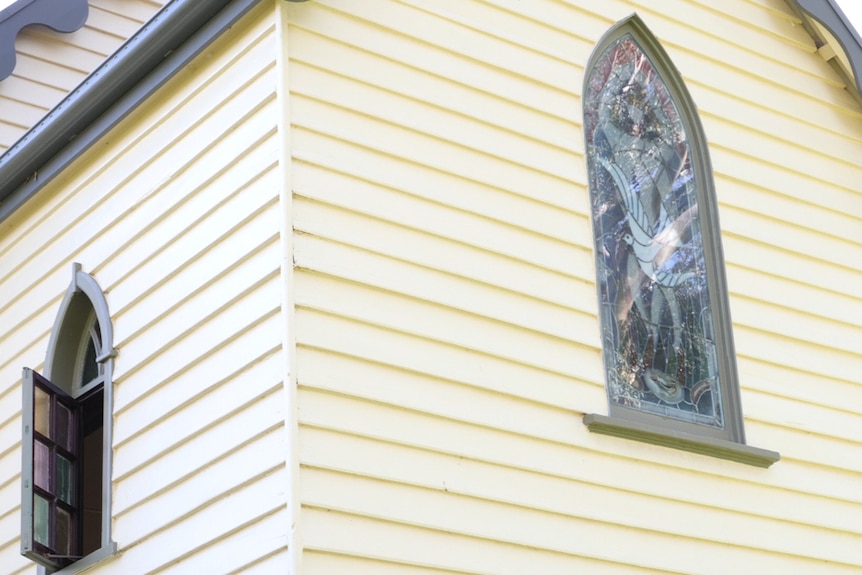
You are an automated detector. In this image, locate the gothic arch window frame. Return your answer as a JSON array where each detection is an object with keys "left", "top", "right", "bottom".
[
  {"left": 21, "top": 263, "right": 118, "bottom": 573},
  {"left": 580, "top": 14, "right": 778, "bottom": 467}
]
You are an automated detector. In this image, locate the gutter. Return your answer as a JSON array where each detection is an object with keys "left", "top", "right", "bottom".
[{"left": 0, "top": 0, "right": 266, "bottom": 223}]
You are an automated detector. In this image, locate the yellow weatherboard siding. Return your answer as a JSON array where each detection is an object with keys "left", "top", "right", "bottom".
[
  {"left": 0, "top": 0, "right": 859, "bottom": 573},
  {"left": 0, "top": 3, "right": 290, "bottom": 573},
  {"left": 288, "top": 0, "right": 862, "bottom": 573}
]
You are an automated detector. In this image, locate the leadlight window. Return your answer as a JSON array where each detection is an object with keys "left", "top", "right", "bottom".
[
  {"left": 581, "top": 16, "right": 777, "bottom": 466},
  {"left": 21, "top": 264, "right": 117, "bottom": 572}
]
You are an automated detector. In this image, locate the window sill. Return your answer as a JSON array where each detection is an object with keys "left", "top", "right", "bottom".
[
  {"left": 583, "top": 413, "right": 780, "bottom": 468},
  {"left": 45, "top": 543, "right": 117, "bottom": 575}
]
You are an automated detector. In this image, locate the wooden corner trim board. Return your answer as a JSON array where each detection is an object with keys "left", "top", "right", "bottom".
[{"left": 583, "top": 414, "right": 781, "bottom": 468}]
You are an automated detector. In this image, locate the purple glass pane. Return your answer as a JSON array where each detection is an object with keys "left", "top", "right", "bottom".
[
  {"left": 34, "top": 440, "right": 51, "bottom": 491},
  {"left": 34, "top": 386, "right": 50, "bottom": 438}
]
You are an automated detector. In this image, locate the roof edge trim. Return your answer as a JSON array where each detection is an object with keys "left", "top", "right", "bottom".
[
  {"left": 0, "top": 0, "right": 263, "bottom": 224},
  {"left": 790, "top": 0, "right": 862, "bottom": 95}
]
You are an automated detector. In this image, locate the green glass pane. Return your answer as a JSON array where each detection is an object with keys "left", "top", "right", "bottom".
[
  {"left": 34, "top": 494, "right": 50, "bottom": 546},
  {"left": 56, "top": 403, "right": 73, "bottom": 452},
  {"left": 56, "top": 455, "right": 73, "bottom": 504},
  {"left": 34, "top": 441, "right": 50, "bottom": 491},
  {"left": 56, "top": 507, "right": 71, "bottom": 556},
  {"left": 35, "top": 387, "right": 50, "bottom": 437}
]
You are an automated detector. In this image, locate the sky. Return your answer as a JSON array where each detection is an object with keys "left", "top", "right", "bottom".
[{"left": 835, "top": 0, "right": 862, "bottom": 38}]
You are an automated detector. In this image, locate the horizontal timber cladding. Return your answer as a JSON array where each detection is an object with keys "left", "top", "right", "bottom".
[
  {"left": 0, "top": 3, "right": 290, "bottom": 575},
  {"left": 288, "top": 0, "right": 862, "bottom": 573},
  {"left": 0, "top": 0, "right": 169, "bottom": 153}
]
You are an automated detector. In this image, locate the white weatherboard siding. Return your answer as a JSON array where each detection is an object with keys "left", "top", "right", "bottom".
[
  {"left": 0, "top": 3, "right": 289, "bottom": 574},
  {"left": 0, "top": 0, "right": 168, "bottom": 153},
  {"left": 288, "top": 0, "right": 862, "bottom": 573}
]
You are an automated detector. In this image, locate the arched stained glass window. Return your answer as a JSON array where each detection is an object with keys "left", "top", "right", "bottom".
[
  {"left": 21, "top": 264, "right": 118, "bottom": 572},
  {"left": 582, "top": 16, "right": 777, "bottom": 466}
]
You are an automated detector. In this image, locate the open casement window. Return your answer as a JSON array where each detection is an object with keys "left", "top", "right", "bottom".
[
  {"left": 581, "top": 15, "right": 778, "bottom": 467},
  {"left": 22, "top": 264, "right": 117, "bottom": 572}
]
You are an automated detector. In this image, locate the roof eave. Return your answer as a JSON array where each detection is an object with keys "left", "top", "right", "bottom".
[
  {"left": 788, "top": 0, "right": 862, "bottom": 97},
  {"left": 0, "top": 0, "right": 856, "bottom": 224},
  {"left": 0, "top": 0, "right": 265, "bottom": 224}
]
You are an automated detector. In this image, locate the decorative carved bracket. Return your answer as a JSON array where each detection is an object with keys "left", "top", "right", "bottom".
[
  {"left": 0, "top": 0, "right": 88, "bottom": 80},
  {"left": 790, "top": 0, "right": 862, "bottom": 96}
]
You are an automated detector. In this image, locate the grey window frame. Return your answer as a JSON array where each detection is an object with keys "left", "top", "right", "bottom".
[
  {"left": 21, "top": 263, "right": 118, "bottom": 573},
  {"left": 581, "top": 14, "right": 778, "bottom": 468}
]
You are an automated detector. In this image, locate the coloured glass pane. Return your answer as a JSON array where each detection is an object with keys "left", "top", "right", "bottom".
[
  {"left": 56, "top": 402, "right": 73, "bottom": 452},
  {"left": 34, "top": 440, "right": 50, "bottom": 492},
  {"left": 584, "top": 34, "right": 723, "bottom": 428},
  {"left": 34, "top": 494, "right": 50, "bottom": 547},
  {"left": 56, "top": 508, "right": 71, "bottom": 556},
  {"left": 82, "top": 335, "right": 99, "bottom": 385},
  {"left": 56, "top": 455, "right": 73, "bottom": 504},
  {"left": 34, "top": 386, "right": 50, "bottom": 437}
]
